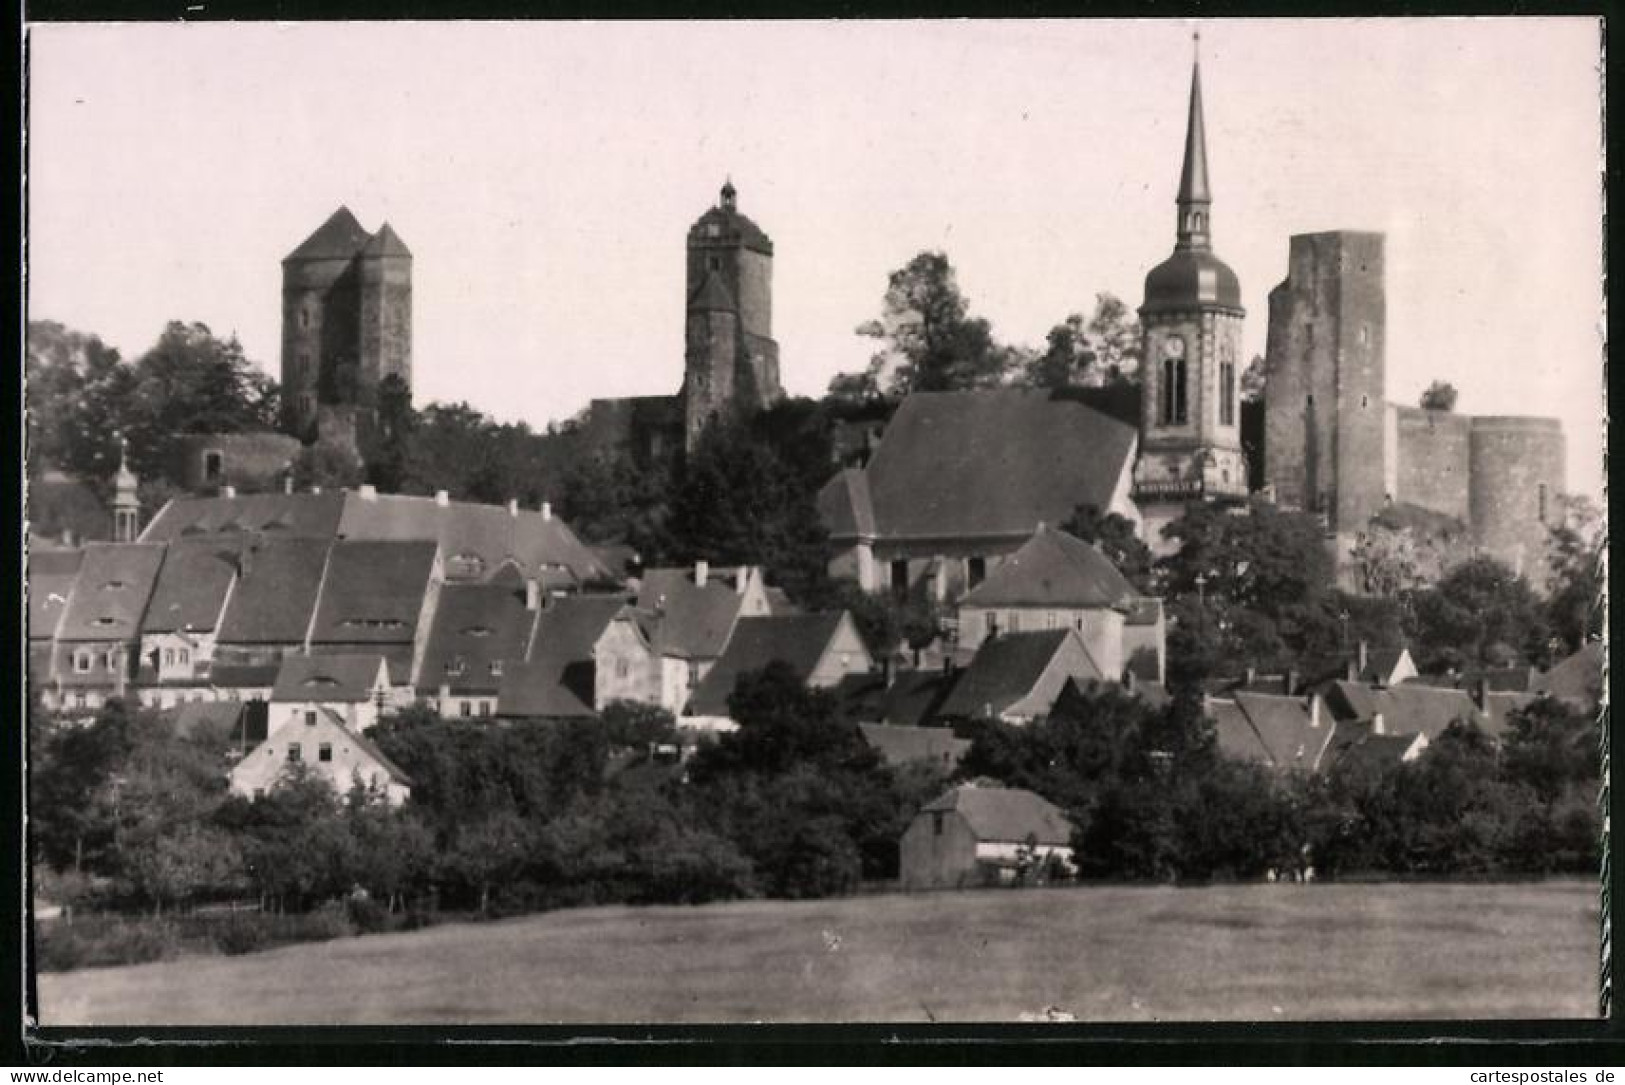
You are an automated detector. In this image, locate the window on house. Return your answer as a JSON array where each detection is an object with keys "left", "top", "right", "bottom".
[
  {"left": 1360, "top": 394, "right": 1369, "bottom": 409},
  {"left": 73, "top": 651, "right": 92, "bottom": 673},
  {"left": 478, "top": 702, "right": 492, "bottom": 718},
  {"left": 203, "top": 451, "right": 224, "bottom": 482},
  {"left": 287, "top": 744, "right": 302, "bottom": 762},
  {"left": 74, "top": 692, "right": 87, "bottom": 709},
  {"left": 688, "top": 662, "right": 701, "bottom": 688},
  {"left": 1046, "top": 613, "right": 1059, "bottom": 630},
  {"left": 106, "top": 650, "right": 121, "bottom": 671},
  {"left": 616, "top": 660, "right": 630, "bottom": 679},
  {"left": 1075, "top": 616, "right": 1086, "bottom": 631},
  {"left": 708, "top": 256, "right": 721, "bottom": 271},
  {"left": 967, "top": 556, "right": 986, "bottom": 589},
  {"left": 304, "top": 710, "right": 316, "bottom": 726},
  {"left": 178, "top": 648, "right": 190, "bottom": 665},
  {"left": 162, "top": 648, "right": 174, "bottom": 667},
  {"left": 1007, "top": 612, "right": 1022, "bottom": 634},
  {"left": 318, "top": 743, "right": 332, "bottom": 763},
  {"left": 460, "top": 701, "right": 471, "bottom": 718},
  {"left": 253, "top": 788, "right": 265, "bottom": 800}
]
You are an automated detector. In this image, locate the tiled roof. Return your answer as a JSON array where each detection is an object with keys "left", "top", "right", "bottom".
[
  {"left": 858, "top": 722, "right": 969, "bottom": 768},
  {"left": 1209, "top": 699, "right": 1268, "bottom": 765},
  {"left": 827, "top": 389, "right": 1136, "bottom": 543},
  {"left": 416, "top": 583, "right": 531, "bottom": 695},
  {"left": 685, "top": 613, "right": 855, "bottom": 717},
  {"left": 141, "top": 491, "right": 348, "bottom": 541},
  {"left": 164, "top": 700, "right": 246, "bottom": 740},
  {"left": 1538, "top": 642, "right": 1603, "bottom": 711},
  {"left": 337, "top": 493, "right": 610, "bottom": 585},
  {"left": 938, "top": 629, "right": 1098, "bottom": 720},
  {"left": 816, "top": 468, "right": 876, "bottom": 540},
  {"left": 1326, "top": 680, "right": 1484, "bottom": 741},
  {"left": 55, "top": 543, "right": 166, "bottom": 642},
  {"left": 140, "top": 539, "right": 241, "bottom": 634},
  {"left": 497, "top": 595, "right": 626, "bottom": 719},
  {"left": 1327, "top": 725, "right": 1424, "bottom": 775},
  {"left": 308, "top": 540, "right": 437, "bottom": 646},
  {"left": 1123, "top": 597, "right": 1163, "bottom": 627},
  {"left": 1234, "top": 692, "right": 1328, "bottom": 770},
  {"left": 959, "top": 526, "right": 1136, "bottom": 610},
  {"left": 689, "top": 203, "right": 774, "bottom": 254},
  {"left": 271, "top": 653, "right": 387, "bottom": 703},
  {"left": 635, "top": 568, "right": 747, "bottom": 660},
  {"left": 285, "top": 206, "right": 372, "bottom": 262},
  {"left": 360, "top": 222, "right": 411, "bottom": 258},
  {"left": 1480, "top": 691, "right": 1537, "bottom": 739},
  {"left": 921, "top": 784, "right": 1074, "bottom": 846},
  {"left": 215, "top": 537, "right": 332, "bottom": 645},
  {"left": 210, "top": 662, "right": 281, "bottom": 689},
  {"left": 28, "top": 566, "right": 78, "bottom": 642}
]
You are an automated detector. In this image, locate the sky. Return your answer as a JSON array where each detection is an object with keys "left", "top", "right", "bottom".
[{"left": 26, "top": 19, "right": 1606, "bottom": 499}]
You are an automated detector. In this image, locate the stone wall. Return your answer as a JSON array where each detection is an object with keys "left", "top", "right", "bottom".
[
  {"left": 1392, "top": 406, "right": 1471, "bottom": 521},
  {"left": 169, "top": 432, "right": 302, "bottom": 494},
  {"left": 1469, "top": 416, "right": 1566, "bottom": 581}
]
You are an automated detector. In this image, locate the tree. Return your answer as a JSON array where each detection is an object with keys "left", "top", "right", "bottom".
[
  {"left": 1239, "top": 354, "right": 1267, "bottom": 402},
  {"left": 856, "top": 251, "right": 1011, "bottom": 394},
  {"left": 291, "top": 438, "right": 365, "bottom": 491},
  {"left": 1349, "top": 520, "right": 1427, "bottom": 598},
  {"left": 663, "top": 414, "right": 831, "bottom": 603},
  {"left": 1083, "top": 293, "right": 1143, "bottom": 386},
  {"left": 557, "top": 446, "right": 673, "bottom": 552},
  {"left": 1544, "top": 492, "right": 1604, "bottom": 653},
  {"left": 1412, "top": 556, "right": 1549, "bottom": 671},
  {"left": 1419, "top": 380, "right": 1459, "bottom": 412},
  {"left": 1021, "top": 294, "right": 1142, "bottom": 391},
  {"left": 1061, "top": 504, "right": 1154, "bottom": 593}
]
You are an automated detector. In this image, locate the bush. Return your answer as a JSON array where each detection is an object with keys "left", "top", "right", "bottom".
[
  {"left": 209, "top": 903, "right": 355, "bottom": 956},
  {"left": 34, "top": 915, "right": 181, "bottom": 972},
  {"left": 345, "top": 894, "right": 392, "bottom": 934}
]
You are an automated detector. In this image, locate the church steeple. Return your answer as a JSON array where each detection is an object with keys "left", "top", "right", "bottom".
[
  {"left": 1175, "top": 34, "right": 1212, "bottom": 253},
  {"left": 112, "top": 436, "right": 141, "bottom": 543}
]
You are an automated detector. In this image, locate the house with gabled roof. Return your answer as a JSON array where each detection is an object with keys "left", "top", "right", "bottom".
[
  {"left": 901, "top": 782, "right": 1076, "bottom": 890},
  {"left": 231, "top": 703, "right": 412, "bottom": 806},
  {"left": 683, "top": 612, "right": 872, "bottom": 729},
  {"left": 306, "top": 539, "right": 440, "bottom": 688},
  {"left": 269, "top": 653, "right": 395, "bottom": 733},
  {"left": 47, "top": 542, "right": 166, "bottom": 713},
  {"left": 498, "top": 594, "right": 628, "bottom": 720},
  {"left": 634, "top": 561, "right": 773, "bottom": 701},
  {"left": 210, "top": 535, "right": 334, "bottom": 687},
  {"left": 1535, "top": 641, "right": 1603, "bottom": 715},
  {"left": 954, "top": 525, "right": 1154, "bottom": 683},
  {"left": 817, "top": 387, "right": 1140, "bottom": 602},
  {"left": 591, "top": 605, "right": 671, "bottom": 712},
  {"left": 1323, "top": 680, "right": 1486, "bottom": 743},
  {"left": 416, "top": 581, "right": 533, "bottom": 719},
  {"left": 936, "top": 628, "right": 1105, "bottom": 725},
  {"left": 858, "top": 722, "right": 969, "bottom": 771},
  {"left": 134, "top": 538, "right": 246, "bottom": 707},
  {"left": 1321, "top": 719, "right": 1429, "bottom": 775},
  {"left": 27, "top": 547, "right": 81, "bottom": 699},
  {"left": 1207, "top": 691, "right": 1336, "bottom": 771}
]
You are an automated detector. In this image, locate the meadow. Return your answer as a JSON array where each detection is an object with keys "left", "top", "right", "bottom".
[{"left": 38, "top": 879, "right": 1599, "bottom": 1025}]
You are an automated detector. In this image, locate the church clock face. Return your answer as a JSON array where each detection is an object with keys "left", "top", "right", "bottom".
[{"left": 1162, "top": 335, "right": 1186, "bottom": 359}]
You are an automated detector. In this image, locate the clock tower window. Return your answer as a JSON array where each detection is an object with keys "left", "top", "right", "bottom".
[{"left": 1160, "top": 354, "right": 1188, "bottom": 426}]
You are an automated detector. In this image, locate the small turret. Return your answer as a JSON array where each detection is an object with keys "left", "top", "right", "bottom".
[{"left": 112, "top": 436, "right": 140, "bottom": 543}]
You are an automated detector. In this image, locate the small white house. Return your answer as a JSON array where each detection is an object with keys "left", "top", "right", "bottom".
[
  {"left": 230, "top": 705, "right": 412, "bottom": 805},
  {"left": 269, "top": 653, "right": 394, "bottom": 734}
]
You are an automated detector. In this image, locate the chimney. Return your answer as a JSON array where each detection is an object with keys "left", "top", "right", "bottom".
[
  {"left": 1358, "top": 640, "right": 1369, "bottom": 675},
  {"left": 881, "top": 655, "right": 895, "bottom": 689},
  {"left": 60, "top": 528, "right": 74, "bottom": 548},
  {"left": 507, "top": 499, "right": 519, "bottom": 517},
  {"left": 1286, "top": 669, "right": 1299, "bottom": 696},
  {"left": 222, "top": 484, "right": 237, "bottom": 499},
  {"left": 311, "top": 485, "right": 322, "bottom": 495},
  {"left": 525, "top": 578, "right": 540, "bottom": 611},
  {"left": 359, "top": 484, "right": 377, "bottom": 501},
  {"left": 736, "top": 566, "right": 750, "bottom": 595},
  {"left": 1244, "top": 665, "right": 1256, "bottom": 687},
  {"left": 541, "top": 501, "right": 552, "bottom": 522},
  {"left": 1474, "top": 676, "right": 1490, "bottom": 710},
  {"left": 1372, "top": 711, "right": 1386, "bottom": 736},
  {"left": 695, "top": 560, "right": 709, "bottom": 588},
  {"left": 284, "top": 474, "right": 295, "bottom": 495},
  {"left": 1308, "top": 694, "right": 1321, "bottom": 729},
  {"left": 435, "top": 490, "right": 450, "bottom": 507},
  {"left": 438, "top": 683, "right": 451, "bottom": 714}
]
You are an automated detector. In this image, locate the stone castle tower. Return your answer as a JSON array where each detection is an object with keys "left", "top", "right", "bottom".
[
  {"left": 681, "top": 180, "right": 782, "bottom": 451},
  {"left": 1262, "top": 231, "right": 1389, "bottom": 558},
  {"left": 1132, "top": 45, "right": 1249, "bottom": 550},
  {"left": 280, "top": 207, "right": 413, "bottom": 445}
]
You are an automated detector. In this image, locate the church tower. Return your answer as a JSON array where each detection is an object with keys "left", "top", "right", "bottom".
[
  {"left": 1133, "top": 40, "right": 1248, "bottom": 550},
  {"left": 682, "top": 180, "right": 783, "bottom": 451}
]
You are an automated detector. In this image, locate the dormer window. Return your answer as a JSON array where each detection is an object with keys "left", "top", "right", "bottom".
[
  {"left": 489, "top": 660, "right": 503, "bottom": 677},
  {"left": 101, "top": 581, "right": 127, "bottom": 592},
  {"left": 91, "top": 616, "right": 119, "bottom": 628},
  {"left": 461, "top": 626, "right": 493, "bottom": 638},
  {"left": 303, "top": 676, "right": 339, "bottom": 688},
  {"left": 445, "top": 658, "right": 466, "bottom": 676}
]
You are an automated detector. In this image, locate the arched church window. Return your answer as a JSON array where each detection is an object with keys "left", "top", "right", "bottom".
[{"left": 1161, "top": 357, "right": 1188, "bottom": 426}]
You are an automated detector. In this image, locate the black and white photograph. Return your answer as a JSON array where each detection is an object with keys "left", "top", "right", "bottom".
[{"left": 21, "top": 18, "right": 1606, "bottom": 1029}]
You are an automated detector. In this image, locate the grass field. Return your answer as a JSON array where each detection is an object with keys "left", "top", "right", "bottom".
[{"left": 38, "top": 880, "right": 1599, "bottom": 1025}]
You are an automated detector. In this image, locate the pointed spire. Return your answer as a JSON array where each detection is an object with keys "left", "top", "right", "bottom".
[
  {"left": 720, "top": 177, "right": 738, "bottom": 212},
  {"left": 1176, "top": 32, "right": 1212, "bottom": 251}
]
